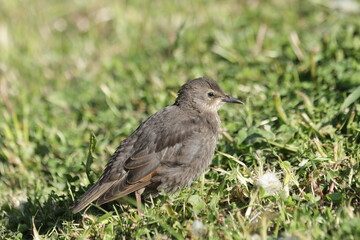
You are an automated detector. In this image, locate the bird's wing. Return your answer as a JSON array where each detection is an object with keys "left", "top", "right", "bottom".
[
  {"left": 72, "top": 107, "right": 203, "bottom": 212},
  {"left": 95, "top": 112, "right": 204, "bottom": 205}
]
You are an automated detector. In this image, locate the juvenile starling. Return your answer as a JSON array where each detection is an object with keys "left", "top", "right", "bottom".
[{"left": 72, "top": 77, "right": 243, "bottom": 213}]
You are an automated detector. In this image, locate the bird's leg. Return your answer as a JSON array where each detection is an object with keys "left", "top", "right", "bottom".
[{"left": 135, "top": 189, "right": 144, "bottom": 217}]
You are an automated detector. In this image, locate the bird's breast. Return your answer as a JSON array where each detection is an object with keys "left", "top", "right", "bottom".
[{"left": 204, "top": 113, "right": 221, "bottom": 137}]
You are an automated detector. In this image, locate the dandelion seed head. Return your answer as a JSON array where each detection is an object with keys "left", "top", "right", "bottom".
[
  {"left": 256, "top": 172, "right": 282, "bottom": 195},
  {"left": 192, "top": 220, "right": 206, "bottom": 237}
]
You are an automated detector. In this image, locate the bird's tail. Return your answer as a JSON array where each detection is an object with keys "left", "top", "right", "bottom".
[{"left": 72, "top": 181, "right": 116, "bottom": 213}]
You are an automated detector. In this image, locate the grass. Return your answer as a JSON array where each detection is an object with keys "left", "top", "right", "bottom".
[{"left": 0, "top": 0, "right": 359, "bottom": 239}]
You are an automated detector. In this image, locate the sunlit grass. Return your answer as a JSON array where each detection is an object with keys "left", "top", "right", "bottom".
[{"left": 0, "top": 0, "right": 359, "bottom": 239}]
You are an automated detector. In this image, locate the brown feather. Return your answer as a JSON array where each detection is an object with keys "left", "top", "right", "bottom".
[
  {"left": 72, "top": 181, "right": 117, "bottom": 213},
  {"left": 96, "top": 180, "right": 151, "bottom": 205}
]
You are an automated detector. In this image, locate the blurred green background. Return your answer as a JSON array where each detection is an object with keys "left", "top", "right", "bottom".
[{"left": 0, "top": 0, "right": 359, "bottom": 239}]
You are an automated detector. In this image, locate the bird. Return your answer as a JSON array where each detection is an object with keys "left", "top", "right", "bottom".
[{"left": 72, "top": 77, "right": 243, "bottom": 214}]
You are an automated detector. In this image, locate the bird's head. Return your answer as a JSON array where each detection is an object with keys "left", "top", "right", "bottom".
[{"left": 175, "top": 77, "right": 243, "bottom": 112}]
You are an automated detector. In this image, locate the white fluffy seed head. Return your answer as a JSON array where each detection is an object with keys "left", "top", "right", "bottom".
[
  {"left": 192, "top": 220, "right": 206, "bottom": 237},
  {"left": 256, "top": 172, "right": 282, "bottom": 195}
]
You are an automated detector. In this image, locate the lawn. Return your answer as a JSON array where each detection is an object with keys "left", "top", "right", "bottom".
[{"left": 0, "top": 0, "right": 359, "bottom": 239}]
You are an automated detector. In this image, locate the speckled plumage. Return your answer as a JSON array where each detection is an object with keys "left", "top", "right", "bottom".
[{"left": 72, "top": 77, "right": 242, "bottom": 213}]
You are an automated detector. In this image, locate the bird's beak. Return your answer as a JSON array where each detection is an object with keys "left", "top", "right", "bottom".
[{"left": 222, "top": 94, "right": 244, "bottom": 104}]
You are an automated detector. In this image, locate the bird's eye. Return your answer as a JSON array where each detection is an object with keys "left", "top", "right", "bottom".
[{"left": 208, "top": 92, "right": 215, "bottom": 98}]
